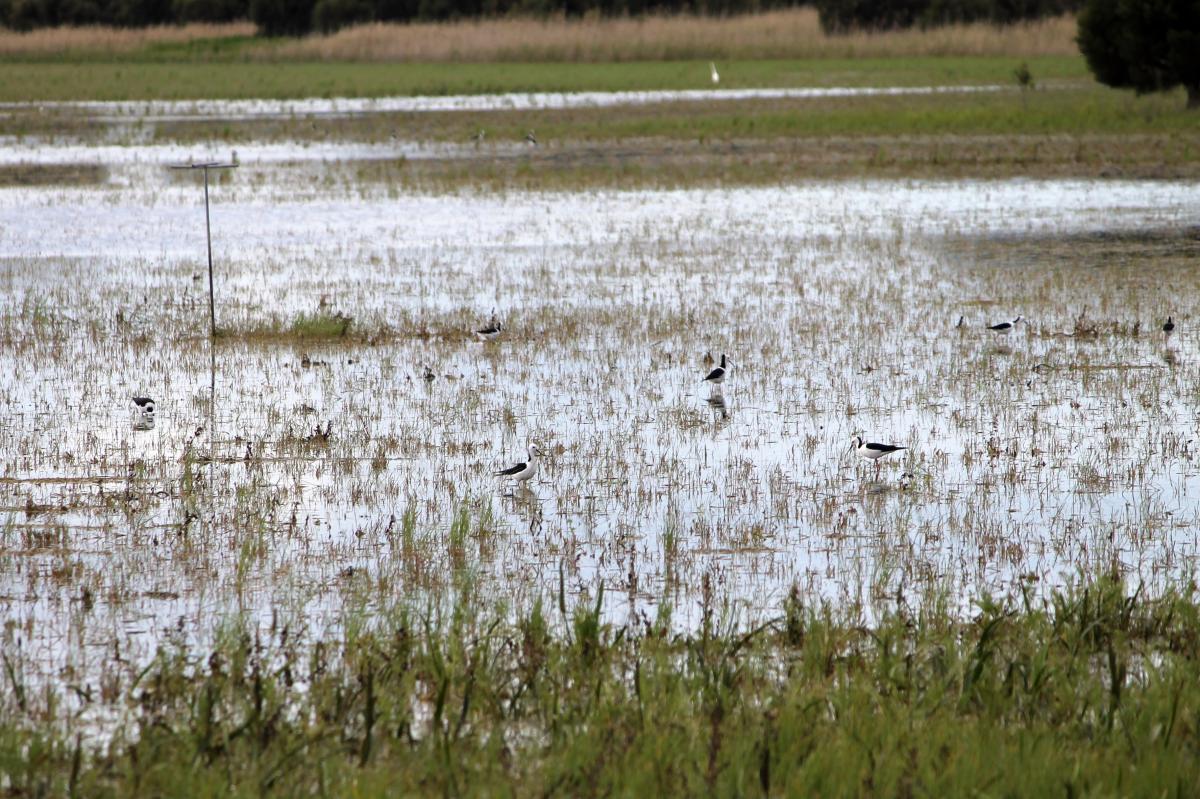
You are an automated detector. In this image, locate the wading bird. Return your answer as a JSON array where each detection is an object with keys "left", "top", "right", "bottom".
[
  {"left": 1164, "top": 316, "right": 1175, "bottom": 335},
  {"left": 710, "top": 62, "right": 720, "bottom": 85},
  {"left": 851, "top": 435, "right": 906, "bottom": 477},
  {"left": 496, "top": 444, "right": 542, "bottom": 485},
  {"left": 475, "top": 315, "right": 503, "bottom": 341},
  {"left": 988, "top": 316, "right": 1022, "bottom": 334},
  {"left": 524, "top": 131, "right": 538, "bottom": 147},
  {"left": 703, "top": 354, "right": 728, "bottom": 385}
]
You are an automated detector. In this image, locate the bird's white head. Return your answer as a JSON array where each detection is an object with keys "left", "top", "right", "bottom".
[
  {"left": 528, "top": 444, "right": 543, "bottom": 458},
  {"left": 850, "top": 435, "right": 863, "bottom": 449}
]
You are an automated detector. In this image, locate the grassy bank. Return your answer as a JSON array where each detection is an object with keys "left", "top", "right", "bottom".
[
  {"left": 0, "top": 56, "right": 1091, "bottom": 102},
  {"left": 2, "top": 572, "right": 1199, "bottom": 796}
]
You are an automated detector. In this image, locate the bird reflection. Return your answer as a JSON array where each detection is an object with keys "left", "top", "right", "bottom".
[{"left": 706, "top": 392, "right": 729, "bottom": 421}]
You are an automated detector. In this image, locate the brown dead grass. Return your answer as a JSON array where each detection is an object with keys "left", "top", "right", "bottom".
[
  {"left": 273, "top": 9, "right": 1078, "bottom": 62},
  {"left": 0, "top": 11, "right": 1076, "bottom": 61},
  {"left": 0, "top": 22, "right": 255, "bottom": 56}
]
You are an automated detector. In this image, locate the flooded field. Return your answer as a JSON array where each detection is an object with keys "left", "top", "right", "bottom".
[
  {"left": 0, "top": 84, "right": 1002, "bottom": 121},
  {"left": 2, "top": 115, "right": 1200, "bottom": 720}
]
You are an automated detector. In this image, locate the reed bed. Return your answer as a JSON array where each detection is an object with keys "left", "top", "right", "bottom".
[
  {"left": 0, "top": 10, "right": 1078, "bottom": 61},
  {"left": 273, "top": 9, "right": 1079, "bottom": 63},
  {"left": 0, "top": 22, "right": 254, "bottom": 57}
]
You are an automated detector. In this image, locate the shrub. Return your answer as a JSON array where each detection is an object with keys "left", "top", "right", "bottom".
[{"left": 1077, "top": 0, "right": 1200, "bottom": 109}]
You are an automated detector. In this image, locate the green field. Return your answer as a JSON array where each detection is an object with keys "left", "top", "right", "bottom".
[
  {"left": 0, "top": 55, "right": 1092, "bottom": 102},
  {"left": 4, "top": 56, "right": 1194, "bottom": 184}
]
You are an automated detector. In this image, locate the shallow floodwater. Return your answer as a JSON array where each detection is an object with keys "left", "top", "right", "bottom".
[
  {"left": 2, "top": 130, "right": 1200, "bottom": 711},
  {"left": 0, "top": 84, "right": 1002, "bottom": 121}
]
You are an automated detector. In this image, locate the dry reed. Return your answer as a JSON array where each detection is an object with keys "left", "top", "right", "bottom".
[
  {"left": 272, "top": 9, "right": 1079, "bottom": 62},
  {"left": 0, "top": 11, "right": 1077, "bottom": 61},
  {"left": 0, "top": 22, "right": 255, "bottom": 56}
]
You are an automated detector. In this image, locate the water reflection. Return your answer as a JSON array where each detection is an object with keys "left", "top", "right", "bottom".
[{"left": 706, "top": 391, "right": 729, "bottom": 421}]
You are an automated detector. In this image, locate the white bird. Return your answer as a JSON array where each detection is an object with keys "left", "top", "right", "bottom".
[
  {"left": 851, "top": 435, "right": 907, "bottom": 477},
  {"left": 710, "top": 62, "right": 720, "bottom": 85},
  {"left": 703, "top": 354, "right": 728, "bottom": 385},
  {"left": 496, "top": 444, "right": 542, "bottom": 484},
  {"left": 987, "top": 316, "right": 1022, "bottom": 334},
  {"left": 132, "top": 396, "right": 156, "bottom": 416}
]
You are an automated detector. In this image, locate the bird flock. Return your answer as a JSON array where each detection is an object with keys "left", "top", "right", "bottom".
[{"left": 133, "top": 310, "right": 1180, "bottom": 490}]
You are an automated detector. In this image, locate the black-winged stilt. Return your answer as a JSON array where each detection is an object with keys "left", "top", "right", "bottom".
[
  {"left": 496, "top": 445, "right": 542, "bottom": 484},
  {"left": 988, "top": 316, "right": 1022, "bottom": 334},
  {"left": 851, "top": 435, "right": 906, "bottom": 477},
  {"left": 133, "top": 396, "right": 155, "bottom": 416},
  {"left": 703, "top": 354, "right": 728, "bottom": 385},
  {"left": 475, "top": 316, "right": 503, "bottom": 341}
]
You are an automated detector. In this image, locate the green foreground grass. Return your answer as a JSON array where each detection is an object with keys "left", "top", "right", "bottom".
[
  {"left": 0, "top": 55, "right": 1090, "bottom": 102},
  {"left": 3, "top": 572, "right": 1199, "bottom": 796}
]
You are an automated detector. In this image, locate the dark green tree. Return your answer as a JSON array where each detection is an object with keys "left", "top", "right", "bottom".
[
  {"left": 312, "top": 0, "right": 372, "bottom": 30},
  {"left": 1077, "top": 0, "right": 1200, "bottom": 109},
  {"left": 172, "top": 0, "right": 248, "bottom": 22},
  {"left": 250, "top": 0, "right": 314, "bottom": 35}
]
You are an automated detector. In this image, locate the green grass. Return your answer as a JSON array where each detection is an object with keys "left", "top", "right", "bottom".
[
  {"left": 521, "top": 87, "right": 1198, "bottom": 139},
  {"left": 210, "top": 311, "right": 355, "bottom": 342},
  {"left": 0, "top": 56, "right": 1090, "bottom": 102},
  {"left": 290, "top": 310, "right": 353, "bottom": 338},
  {"left": 2, "top": 571, "right": 1199, "bottom": 796}
]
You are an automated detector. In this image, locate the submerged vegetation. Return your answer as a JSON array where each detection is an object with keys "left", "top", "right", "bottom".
[{"left": 2, "top": 572, "right": 1199, "bottom": 795}]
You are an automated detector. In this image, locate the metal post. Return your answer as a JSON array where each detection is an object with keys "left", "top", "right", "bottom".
[
  {"left": 170, "top": 158, "right": 237, "bottom": 339},
  {"left": 203, "top": 167, "right": 216, "bottom": 339}
]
